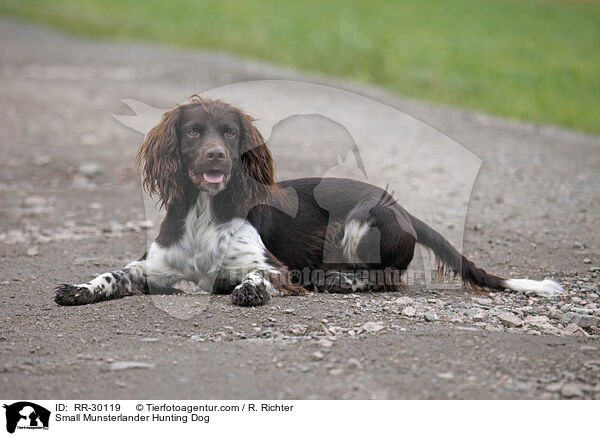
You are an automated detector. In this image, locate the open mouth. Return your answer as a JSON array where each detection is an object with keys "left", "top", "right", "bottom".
[{"left": 189, "top": 169, "right": 229, "bottom": 186}]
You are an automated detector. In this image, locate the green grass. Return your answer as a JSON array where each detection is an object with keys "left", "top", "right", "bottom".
[{"left": 2, "top": 0, "right": 599, "bottom": 133}]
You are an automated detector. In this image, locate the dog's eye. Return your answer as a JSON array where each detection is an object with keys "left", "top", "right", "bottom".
[
  {"left": 224, "top": 130, "right": 236, "bottom": 139},
  {"left": 186, "top": 129, "right": 200, "bottom": 137}
]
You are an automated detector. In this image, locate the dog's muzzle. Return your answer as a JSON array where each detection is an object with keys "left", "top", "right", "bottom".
[{"left": 188, "top": 145, "right": 232, "bottom": 193}]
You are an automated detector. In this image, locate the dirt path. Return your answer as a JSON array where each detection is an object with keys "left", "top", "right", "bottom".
[{"left": 1, "top": 18, "right": 599, "bottom": 399}]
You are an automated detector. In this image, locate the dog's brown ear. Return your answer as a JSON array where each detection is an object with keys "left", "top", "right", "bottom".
[
  {"left": 136, "top": 105, "right": 186, "bottom": 208},
  {"left": 237, "top": 112, "right": 275, "bottom": 207}
]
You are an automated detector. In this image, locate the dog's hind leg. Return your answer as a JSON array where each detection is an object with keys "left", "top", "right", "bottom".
[
  {"left": 324, "top": 193, "right": 416, "bottom": 293},
  {"left": 313, "top": 269, "right": 405, "bottom": 293}
]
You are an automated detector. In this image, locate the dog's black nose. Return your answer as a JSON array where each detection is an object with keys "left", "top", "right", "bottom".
[{"left": 204, "top": 145, "right": 227, "bottom": 160}]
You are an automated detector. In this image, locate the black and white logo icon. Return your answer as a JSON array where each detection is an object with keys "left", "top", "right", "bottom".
[{"left": 3, "top": 402, "right": 50, "bottom": 434}]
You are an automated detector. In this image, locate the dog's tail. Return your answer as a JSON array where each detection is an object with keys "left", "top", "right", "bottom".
[{"left": 409, "top": 215, "right": 564, "bottom": 297}]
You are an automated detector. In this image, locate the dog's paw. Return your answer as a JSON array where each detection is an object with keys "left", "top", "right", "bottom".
[
  {"left": 231, "top": 282, "right": 270, "bottom": 306},
  {"left": 54, "top": 284, "right": 94, "bottom": 306},
  {"left": 315, "top": 271, "right": 354, "bottom": 294}
]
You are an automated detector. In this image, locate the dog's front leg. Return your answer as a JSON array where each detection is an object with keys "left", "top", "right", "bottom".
[
  {"left": 230, "top": 269, "right": 278, "bottom": 306},
  {"left": 54, "top": 243, "right": 183, "bottom": 305},
  {"left": 222, "top": 222, "right": 309, "bottom": 306},
  {"left": 230, "top": 267, "right": 309, "bottom": 307}
]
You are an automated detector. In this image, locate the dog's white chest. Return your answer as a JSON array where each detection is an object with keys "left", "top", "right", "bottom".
[{"left": 168, "top": 198, "right": 269, "bottom": 286}]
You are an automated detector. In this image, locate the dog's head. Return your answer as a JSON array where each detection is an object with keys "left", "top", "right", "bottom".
[{"left": 137, "top": 97, "right": 274, "bottom": 209}]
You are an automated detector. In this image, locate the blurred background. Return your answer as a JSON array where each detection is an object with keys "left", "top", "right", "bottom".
[{"left": 1, "top": 0, "right": 599, "bottom": 133}]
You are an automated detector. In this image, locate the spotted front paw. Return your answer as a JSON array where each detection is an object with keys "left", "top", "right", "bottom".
[
  {"left": 54, "top": 284, "right": 94, "bottom": 306},
  {"left": 231, "top": 282, "right": 270, "bottom": 306}
]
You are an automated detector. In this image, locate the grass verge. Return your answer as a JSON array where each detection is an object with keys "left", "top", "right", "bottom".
[{"left": 1, "top": 0, "right": 599, "bottom": 133}]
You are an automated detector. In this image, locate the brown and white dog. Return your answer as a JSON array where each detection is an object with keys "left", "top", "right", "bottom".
[{"left": 54, "top": 97, "right": 564, "bottom": 307}]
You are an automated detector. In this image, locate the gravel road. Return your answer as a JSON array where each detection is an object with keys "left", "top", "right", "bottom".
[{"left": 1, "top": 18, "right": 599, "bottom": 399}]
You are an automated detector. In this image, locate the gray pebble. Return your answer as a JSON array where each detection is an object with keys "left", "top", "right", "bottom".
[{"left": 497, "top": 312, "right": 523, "bottom": 328}]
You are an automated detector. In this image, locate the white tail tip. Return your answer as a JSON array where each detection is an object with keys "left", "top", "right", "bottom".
[{"left": 503, "top": 278, "right": 565, "bottom": 297}]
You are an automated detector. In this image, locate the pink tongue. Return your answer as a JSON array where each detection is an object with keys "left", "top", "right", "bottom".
[{"left": 203, "top": 172, "right": 224, "bottom": 183}]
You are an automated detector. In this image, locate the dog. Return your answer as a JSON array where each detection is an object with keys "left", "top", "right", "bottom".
[{"left": 54, "top": 96, "right": 564, "bottom": 307}]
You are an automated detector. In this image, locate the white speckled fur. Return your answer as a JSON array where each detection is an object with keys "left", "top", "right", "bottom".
[
  {"left": 74, "top": 193, "right": 279, "bottom": 299},
  {"left": 234, "top": 268, "right": 281, "bottom": 297},
  {"left": 145, "top": 192, "right": 277, "bottom": 292},
  {"left": 341, "top": 219, "right": 370, "bottom": 264}
]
